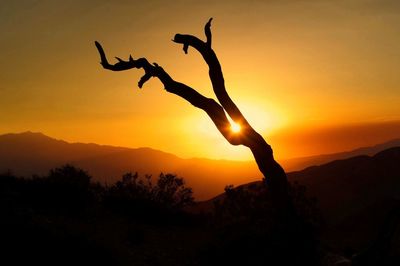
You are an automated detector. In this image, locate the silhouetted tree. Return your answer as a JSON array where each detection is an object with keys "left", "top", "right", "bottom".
[
  {"left": 44, "top": 164, "right": 92, "bottom": 213},
  {"left": 95, "top": 19, "right": 289, "bottom": 212},
  {"left": 153, "top": 173, "right": 194, "bottom": 209},
  {"left": 104, "top": 172, "right": 193, "bottom": 218},
  {"left": 48, "top": 164, "right": 91, "bottom": 191}
]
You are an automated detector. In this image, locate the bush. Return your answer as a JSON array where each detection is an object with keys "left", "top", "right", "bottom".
[
  {"left": 4, "top": 165, "right": 94, "bottom": 215},
  {"left": 153, "top": 173, "right": 194, "bottom": 209},
  {"left": 103, "top": 172, "right": 194, "bottom": 220},
  {"left": 42, "top": 165, "right": 92, "bottom": 213},
  {"left": 208, "top": 181, "right": 321, "bottom": 266}
]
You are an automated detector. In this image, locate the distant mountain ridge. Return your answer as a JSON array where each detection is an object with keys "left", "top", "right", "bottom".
[
  {"left": 288, "top": 147, "right": 400, "bottom": 222},
  {"left": 280, "top": 138, "right": 400, "bottom": 171},
  {"left": 195, "top": 146, "right": 400, "bottom": 252},
  {"left": 1, "top": 131, "right": 399, "bottom": 200},
  {"left": 286, "top": 147, "right": 400, "bottom": 251},
  {"left": 0, "top": 132, "right": 261, "bottom": 200}
]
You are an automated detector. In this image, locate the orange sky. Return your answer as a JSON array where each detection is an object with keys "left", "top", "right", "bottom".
[{"left": 1, "top": 0, "right": 400, "bottom": 160}]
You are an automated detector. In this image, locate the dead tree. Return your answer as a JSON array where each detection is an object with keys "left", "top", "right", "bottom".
[{"left": 95, "top": 19, "right": 290, "bottom": 211}]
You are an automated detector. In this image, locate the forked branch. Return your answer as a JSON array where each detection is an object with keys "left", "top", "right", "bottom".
[
  {"left": 95, "top": 41, "right": 245, "bottom": 146},
  {"left": 173, "top": 19, "right": 251, "bottom": 131},
  {"left": 95, "top": 19, "right": 290, "bottom": 208}
]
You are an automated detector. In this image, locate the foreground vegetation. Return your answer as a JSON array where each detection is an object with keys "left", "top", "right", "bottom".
[{"left": 1, "top": 165, "right": 397, "bottom": 265}]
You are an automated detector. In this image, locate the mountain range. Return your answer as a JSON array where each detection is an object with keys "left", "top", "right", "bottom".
[
  {"left": 0, "top": 132, "right": 260, "bottom": 199},
  {"left": 291, "top": 146, "right": 400, "bottom": 251},
  {"left": 1, "top": 131, "right": 399, "bottom": 200},
  {"left": 196, "top": 147, "right": 400, "bottom": 252}
]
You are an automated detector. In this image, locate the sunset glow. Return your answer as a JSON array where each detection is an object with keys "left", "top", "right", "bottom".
[
  {"left": 0, "top": 1, "right": 399, "bottom": 160},
  {"left": 2, "top": 2, "right": 400, "bottom": 263},
  {"left": 231, "top": 122, "right": 241, "bottom": 133}
]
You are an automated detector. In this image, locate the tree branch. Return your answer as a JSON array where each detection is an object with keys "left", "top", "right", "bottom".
[
  {"left": 94, "top": 20, "right": 291, "bottom": 211},
  {"left": 173, "top": 19, "right": 252, "bottom": 132},
  {"left": 94, "top": 41, "right": 244, "bottom": 146},
  {"left": 205, "top": 17, "right": 213, "bottom": 47}
]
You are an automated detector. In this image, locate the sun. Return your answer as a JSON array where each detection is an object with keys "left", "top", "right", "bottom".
[{"left": 231, "top": 121, "right": 241, "bottom": 133}]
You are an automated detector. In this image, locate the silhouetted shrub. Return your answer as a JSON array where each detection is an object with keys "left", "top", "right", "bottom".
[
  {"left": 0, "top": 171, "right": 23, "bottom": 213},
  {"left": 103, "top": 172, "right": 194, "bottom": 221},
  {"left": 0, "top": 167, "right": 117, "bottom": 265},
  {"left": 213, "top": 181, "right": 322, "bottom": 230},
  {"left": 213, "top": 183, "right": 274, "bottom": 230},
  {"left": 0, "top": 166, "right": 199, "bottom": 265},
  {"left": 48, "top": 164, "right": 91, "bottom": 191},
  {"left": 153, "top": 173, "right": 194, "bottom": 209},
  {"left": 31, "top": 164, "right": 92, "bottom": 214},
  {"left": 208, "top": 181, "right": 321, "bottom": 266},
  {"left": 289, "top": 181, "right": 323, "bottom": 229},
  {"left": 46, "top": 164, "right": 92, "bottom": 209},
  {"left": 2, "top": 165, "right": 93, "bottom": 215}
]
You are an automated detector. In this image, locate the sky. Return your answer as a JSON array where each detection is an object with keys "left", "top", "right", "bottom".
[{"left": 1, "top": 0, "right": 400, "bottom": 160}]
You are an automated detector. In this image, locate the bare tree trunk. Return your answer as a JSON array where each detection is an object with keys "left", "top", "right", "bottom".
[{"left": 95, "top": 18, "right": 290, "bottom": 211}]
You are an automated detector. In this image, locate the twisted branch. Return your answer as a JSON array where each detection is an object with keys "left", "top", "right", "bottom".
[
  {"left": 94, "top": 19, "right": 290, "bottom": 207},
  {"left": 94, "top": 41, "right": 244, "bottom": 146},
  {"left": 173, "top": 19, "right": 252, "bottom": 132}
]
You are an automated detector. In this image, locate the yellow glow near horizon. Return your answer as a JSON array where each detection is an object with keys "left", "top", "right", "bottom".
[{"left": 1, "top": 1, "right": 400, "bottom": 161}]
